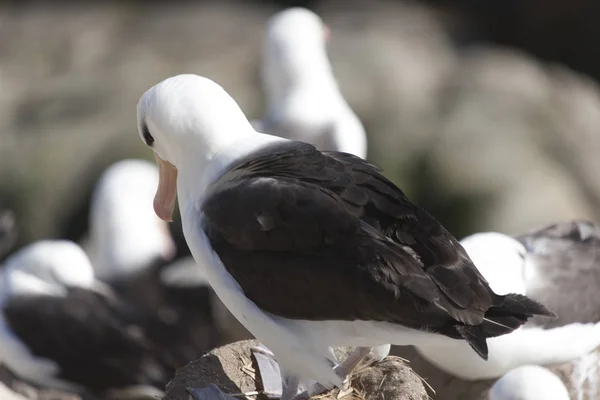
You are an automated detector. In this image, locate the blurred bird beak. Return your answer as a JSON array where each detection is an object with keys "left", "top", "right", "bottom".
[
  {"left": 153, "top": 153, "right": 178, "bottom": 222},
  {"left": 323, "top": 24, "right": 331, "bottom": 42}
]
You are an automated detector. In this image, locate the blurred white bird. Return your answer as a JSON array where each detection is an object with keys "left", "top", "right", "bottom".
[
  {"left": 252, "top": 7, "right": 367, "bottom": 159},
  {"left": 0, "top": 240, "right": 176, "bottom": 395},
  {"left": 489, "top": 365, "right": 569, "bottom": 400},
  {"left": 416, "top": 225, "right": 600, "bottom": 380},
  {"left": 86, "top": 159, "right": 176, "bottom": 283}
]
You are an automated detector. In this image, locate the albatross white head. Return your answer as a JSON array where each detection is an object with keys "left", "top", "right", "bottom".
[
  {"left": 137, "top": 74, "right": 274, "bottom": 223},
  {"left": 260, "top": 8, "right": 367, "bottom": 158},
  {"left": 460, "top": 232, "right": 527, "bottom": 295},
  {"left": 489, "top": 365, "right": 569, "bottom": 400},
  {"left": 1, "top": 240, "right": 109, "bottom": 302},
  {"left": 263, "top": 7, "right": 331, "bottom": 101}
]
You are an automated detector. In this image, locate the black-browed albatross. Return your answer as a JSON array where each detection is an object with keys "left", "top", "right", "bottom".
[
  {"left": 252, "top": 7, "right": 367, "bottom": 159},
  {"left": 136, "top": 74, "right": 555, "bottom": 400},
  {"left": 415, "top": 230, "right": 600, "bottom": 380},
  {"left": 0, "top": 240, "right": 178, "bottom": 396}
]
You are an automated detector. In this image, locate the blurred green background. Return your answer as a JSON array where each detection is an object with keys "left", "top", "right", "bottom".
[{"left": 1, "top": 0, "right": 600, "bottom": 259}]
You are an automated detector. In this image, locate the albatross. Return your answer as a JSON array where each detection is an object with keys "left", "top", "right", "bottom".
[
  {"left": 0, "top": 240, "right": 176, "bottom": 396},
  {"left": 416, "top": 228, "right": 600, "bottom": 380},
  {"left": 136, "top": 74, "right": 554, "bottom": 400},
  {"left": 253, "top": 7, "right": 367, "bottom": 158}
]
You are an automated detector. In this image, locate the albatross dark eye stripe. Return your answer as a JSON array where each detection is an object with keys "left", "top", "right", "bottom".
[{"left": 142, "top": 124, "right": 154, "bottom": 147}]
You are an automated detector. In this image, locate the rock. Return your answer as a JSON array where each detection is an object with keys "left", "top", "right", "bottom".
[
  {"left": 164, "top": 340, "right": 429, "bottom": 400},
  {"left": 163, "top": 340, "right": 262, "bottom": 400},
  {"left": 420, "top": 47, "right": 599, "bottom": 237},
  {"left": 353, "top": 357, "right": 430, "bottom": 400}
]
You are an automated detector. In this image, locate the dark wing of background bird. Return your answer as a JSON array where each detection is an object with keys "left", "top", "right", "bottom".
[
  {"left": 3, "top": 288, "right": 174, "bottom": 393},
  {"left": 105, "top": 257, "right": 218, "bottom": 365},
  {"left": 516, "top": 219, "right": 600, "bottom": 327},
  {"left": 202, "top": 141, "right": 553, "bottom": 358}
]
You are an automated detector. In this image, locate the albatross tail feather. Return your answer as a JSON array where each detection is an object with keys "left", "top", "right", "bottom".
[{"left": 456, "top": 294, "right": 556, "bottom": 359}]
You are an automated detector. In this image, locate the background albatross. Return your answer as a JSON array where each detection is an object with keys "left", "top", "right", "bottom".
[
  {"left": 0, "top": 240, "right": 177, "bottom": 396},
  {"left": 135, "top": 73, "right": 555, "bottom": 400},
  {"left": 415, "top": 230, "right": 600, "bottom": 380},
  {"left": 253, "top": 8, "right": 367, "bottom": 159}
]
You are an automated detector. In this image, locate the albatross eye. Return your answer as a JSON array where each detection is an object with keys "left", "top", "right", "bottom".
[{"left": 142, "top": 124, "right": 154, "bottom": 147}]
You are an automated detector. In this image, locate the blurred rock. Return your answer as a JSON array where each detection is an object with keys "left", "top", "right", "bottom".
[
  {"left": 0, "top": 2, "right": 271, "bottom": 247},
  {"left": 164, "top": 340, "right": 428, "bottom": 400},
  {"left": 423, "top": 47, "right": 599, "bottom": 236},
  {"left": 0, "top": 1, "right": 599, "bottom": 249}
]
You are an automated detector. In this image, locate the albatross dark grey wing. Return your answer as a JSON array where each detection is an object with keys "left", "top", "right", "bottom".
[
  {"left": 202, "top": 141, "right": 554, "bottom": 359},
  {"left": 516, "top": 219, "right": 600, "bottom": 327},
  {"left": 3, "top": 288, "right": 174, "bottom": 393}
]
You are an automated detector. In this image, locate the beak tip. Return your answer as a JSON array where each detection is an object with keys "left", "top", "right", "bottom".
[{"left": 153, "top": 202, "right": 174, "bottom": 223}]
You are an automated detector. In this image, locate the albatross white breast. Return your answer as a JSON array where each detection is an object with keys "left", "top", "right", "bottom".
[
  {"left": 135, "top": 73, "right": 555, "bottom": 400},
  {"left": 253, "top": 7, "right": 367, "bottom": 158}
]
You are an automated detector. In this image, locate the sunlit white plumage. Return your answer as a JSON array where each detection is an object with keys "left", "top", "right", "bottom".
[
  {"left": 86, "top": 159, "right": 176, "bottom": 282},
  {"left": 416, "top": 232, "right": 600, "bottom": 380},
  {"left": 489, "top": 365, "right": 569, "bottom": 400},
  {"left": 254, "top": 7, "right": 367, "bottom": 158}
]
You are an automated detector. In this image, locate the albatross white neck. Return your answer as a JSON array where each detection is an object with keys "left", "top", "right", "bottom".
[{"left": 174, "top": 129, "right": 286, "bottom": 213}]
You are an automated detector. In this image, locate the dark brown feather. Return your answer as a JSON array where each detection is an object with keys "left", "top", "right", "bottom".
[{"left": 202, "top": 141, "right": 554, "bottom": 358}]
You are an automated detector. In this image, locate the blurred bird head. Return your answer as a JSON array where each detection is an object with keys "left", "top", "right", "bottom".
[
  {"left": 262, "top": 8, "right": 334, "bottom": 101},
  {"left": 460, "top": 232, "right": 527, "bottom": 295},
  {"left": 88, "top": 159, "right": 177, "bottom": 282},
  {"left": 1, "top": 240, "right": 102, "bottom": 300}
]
